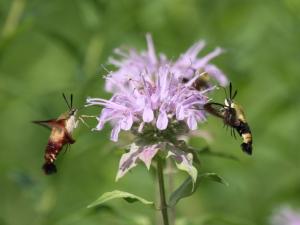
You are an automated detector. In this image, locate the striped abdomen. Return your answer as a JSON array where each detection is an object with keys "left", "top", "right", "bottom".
[
  {"left": 42, "top": 126, "right": 75, "bottom": 175},
  {"left": 235, "top": 121, "right": 252, "bottom": 155}
]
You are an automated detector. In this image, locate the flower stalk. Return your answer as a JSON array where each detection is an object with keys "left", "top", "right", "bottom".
[
  {"left": 85, "top": 35, "right": 231, "bottom": 223},
  {"left": 167, "top": 159, "right": 176, "bottom": 225},
  {"left": 157, "top": 157, "right": 169, "bottom": 225}
]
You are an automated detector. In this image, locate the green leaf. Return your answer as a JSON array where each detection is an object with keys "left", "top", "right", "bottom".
[
  {"left": 167, "top": 144, "right": 198, "bottom": 186},
  {"left": 202, "top": 173, "right": 229, "bottom": 186},
  {"left": 174, "top": 140, "right": 201, "bottom": 167},
  {"left": 87, "top": 190, "right": 154, "bottom": 208},
  {"left": 168, "top": 173, "right": 228, "bottom": 207}
]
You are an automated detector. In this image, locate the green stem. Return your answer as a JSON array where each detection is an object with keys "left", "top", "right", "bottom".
[
  {"left": 167, "top": 159, "right": 175, "bottom": 225},
  {"left": 157, "top": 158, "right": 169, "bottom": 225}
]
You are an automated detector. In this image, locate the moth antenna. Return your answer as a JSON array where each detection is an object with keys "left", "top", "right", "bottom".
[
  {"left": 222, "top": 87, "right": 228, "bottom": 102},
  {"left": 62, "top": 93, "right": 71, "bottom": 110},
  {"left": 232, "top": 90, "right": 238, "bottom": 100},
  {"left": 70, "top": 94, "right": 73, "bottom": 108},
  {"left": 229, "top": 82, "right": 233, "bottom": 99}
]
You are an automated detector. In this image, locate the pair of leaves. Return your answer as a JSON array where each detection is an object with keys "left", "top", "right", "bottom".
[
  {"left": 88, "top": 144, "right": 230, "bottom": 209},
  {"left": 87, "top": 173, "right": 227, "bottom": 209},
  {"left": 116, "top": 142, "right": 199, "bottom": 186}
]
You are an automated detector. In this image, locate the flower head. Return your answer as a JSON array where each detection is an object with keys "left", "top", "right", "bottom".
[
  {"left": 87, "top": 35, "right": 227, "bottom": 140},
  {"left": 271, "top": 206, "right": 300, "bottom": 225},
  {"left": 105, "top": 34, "right": 227, "bottom": 93},
  {"left": 86, "top": 35, "right": 228, "bottom": 181}
]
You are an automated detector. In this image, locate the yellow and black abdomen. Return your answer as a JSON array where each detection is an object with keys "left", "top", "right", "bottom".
[
  {"left": 235, "top": 121, "right": 252, "bottom": 155},
  {"left": 231, "top": 102, "right": 252, "bottom": 154}
]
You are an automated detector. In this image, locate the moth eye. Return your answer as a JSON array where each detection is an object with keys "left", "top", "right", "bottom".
[{"left": 69, "top": 109, "right": 76, "bottom": 116}]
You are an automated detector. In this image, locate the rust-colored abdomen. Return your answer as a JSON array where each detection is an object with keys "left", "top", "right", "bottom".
[{"left": 43, "top": 125, "right": 68, "bottom": 174}]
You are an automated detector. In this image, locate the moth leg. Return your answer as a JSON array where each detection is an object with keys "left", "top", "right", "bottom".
[
  {"left": 232, "top": 128, "right": 237, "bottom": 139},
  {"left": 63, "top": 144, "right": 71, "bottom": 155},
  {"left": 79, "top": 116, "right": 89, "bottom": 128},
  {"left": 79, "top": 115, "right": 97, "bottom": 128},
  {"left": 80, "top": 115, "right": 97, "bottom": 118}
]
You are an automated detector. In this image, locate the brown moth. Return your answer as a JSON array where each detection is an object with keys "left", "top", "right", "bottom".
[{"left": 33, "top": 94, "right": 78, "bottom": 175}]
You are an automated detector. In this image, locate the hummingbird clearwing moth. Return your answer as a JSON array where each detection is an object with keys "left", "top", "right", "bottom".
[
  {"left": 204, "top": 83, "right": 253, "bottom": 155},
  {"left": 33, "top": 94, "right": 79, "bottom": 175}
]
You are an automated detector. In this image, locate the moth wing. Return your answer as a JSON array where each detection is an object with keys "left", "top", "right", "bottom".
[
  {"left": 32, "top": 119, "right": 66, "bottom": 130},
  {"left": 204, "top": 103, "right": 225, "bottom": 119}
]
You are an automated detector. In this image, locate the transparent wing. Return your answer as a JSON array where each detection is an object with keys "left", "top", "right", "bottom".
[
  {"left": 32, "top": 119, "right": 66, "bottom": 130},
  {"left": 203, "top": 102, "right": 225, "bottom": 119}
]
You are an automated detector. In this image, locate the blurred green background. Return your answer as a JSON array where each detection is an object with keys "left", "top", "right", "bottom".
[{"left": 1, "top": 0, "right": 300, "bottom": 224}]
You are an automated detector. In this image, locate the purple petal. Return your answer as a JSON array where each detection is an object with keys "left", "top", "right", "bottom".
[
  {"left": 95, "top": 117, "right": 105, "bottom": 130},
  {"left": 271, "top": 206, "right": 300, "bottom": 225},
  {"left": 194, "top": 47, "right": 223, "bottom": 68},
  {"left": 138, "top": 122, "right": 145, "bottom": 133},
  {"left": 110, "top": 124, "right": 121, "bottom": 142},
  {"left": 150, "top": 93, "right": 160, "bottom": 109},
  {"left": 146, "top": 33, "right": 157, "bottom": 65},
  {"left": 179, "top": 41, "right": 206, "bottom": 65},
  {"left": 156, "top": 110, "right": 168, "bottom": 130},
  {"left": 120, "top": 113, "right": 133, "bottom": 130},
  {"left": 143, "top": 106, "right": 154, "bottom": 122},
  {"left": 185, "top": 41, "right": 205, "bottom": 60},
  {"left": 176, "top": 105, "right": 185, "bottom": 120},
  {"left": 138, "top": 145, "right": 159, "bottom": 169},
  {"left": 187, "top": 115, "right": 197, "bottom": 130},
  {"left": 204, "top": 64, "right": 228, "bottom": 86},
  {"left": 157, "top": 66, "right": 170, "bottom": 99}
]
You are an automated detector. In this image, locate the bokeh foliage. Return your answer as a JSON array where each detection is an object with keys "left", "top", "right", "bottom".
[{"left": 1, "top": 0, "right": 300, "bottom": 224}]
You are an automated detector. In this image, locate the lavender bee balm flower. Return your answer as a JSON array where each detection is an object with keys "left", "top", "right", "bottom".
[{"left": 86, "top": 34, "right": 228, "bottom": 181}]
